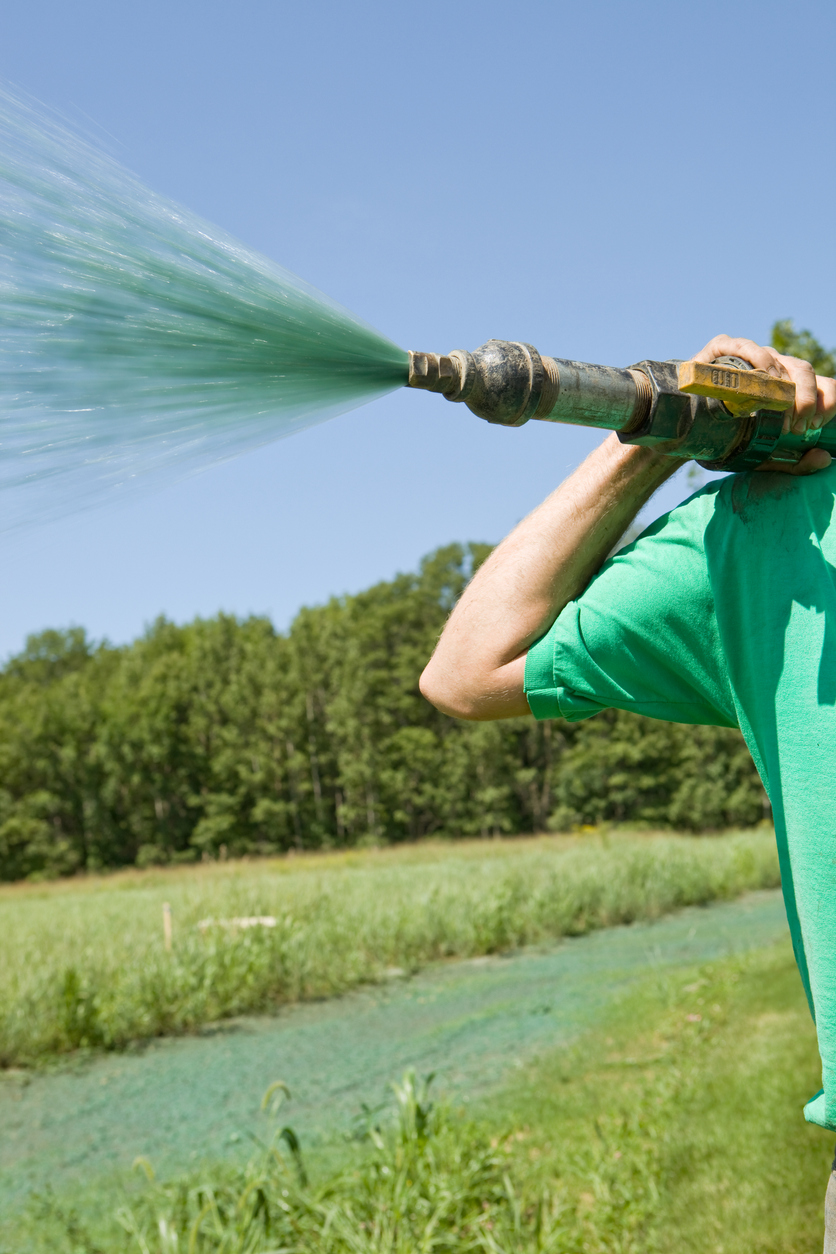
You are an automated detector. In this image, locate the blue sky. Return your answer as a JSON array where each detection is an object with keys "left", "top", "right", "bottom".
[{"left": 0, "top": 0, "right": 833, "bottom": 658}]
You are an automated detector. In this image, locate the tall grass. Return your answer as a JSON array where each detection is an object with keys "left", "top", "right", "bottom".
[
  {"left": 119, "top": 1071, "right": 562, "bottom": 1254},
  {"left": 18, "top": 1071, "right": 568, "bottom": 1254},
  {"left": 0, "top": 832, "right": 780, "bottom": 1067}
]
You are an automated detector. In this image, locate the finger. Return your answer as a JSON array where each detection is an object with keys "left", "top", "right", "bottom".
[
  {"left": 775, "top": 354, "right": 818, "bottom": 431},
  {"left": 817, "top": 375, "right": 836, "bottom": 425},
  {"left": 756, "top": 447, "right": 831, "bottom": 475},
  {"left": 692, "top": 335, "right": 789, "bottom": 378}
]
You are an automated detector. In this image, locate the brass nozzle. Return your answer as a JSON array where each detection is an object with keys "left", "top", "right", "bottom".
[{"left": 407, "top": 351, "right": 463, "bottom": 398}]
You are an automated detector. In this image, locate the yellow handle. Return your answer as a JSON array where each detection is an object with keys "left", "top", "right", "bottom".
[{"left": 678, "top": 360, "right": 795, "bottom": 417}]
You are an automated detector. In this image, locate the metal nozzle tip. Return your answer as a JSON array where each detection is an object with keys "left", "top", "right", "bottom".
[{"left": 407, "top": 351, "right": 461, "bottom": 395}]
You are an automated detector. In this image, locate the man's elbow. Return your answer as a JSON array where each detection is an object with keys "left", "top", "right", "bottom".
[{"left": 419, "top": 659, "right": 485, "bottom": 721}]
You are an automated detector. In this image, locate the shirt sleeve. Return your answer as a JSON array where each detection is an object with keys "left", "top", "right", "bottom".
[{"left": 524, "top": 484, "right": 738, "bottom": 728}]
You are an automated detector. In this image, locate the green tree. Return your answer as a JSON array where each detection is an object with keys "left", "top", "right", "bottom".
[
  {"left": 548, "top": 709, "right": 765, "bottom": 832},
  {"left": 771, "top": 320, "right": 835, "bottom": 376},
  {"left": 0, "top": 630, "right": 118, "bottom": 878}
]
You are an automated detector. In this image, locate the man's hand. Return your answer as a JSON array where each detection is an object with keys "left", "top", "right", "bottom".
[{"left": 693, "top": 335, "right": 836, "bottom": 476}]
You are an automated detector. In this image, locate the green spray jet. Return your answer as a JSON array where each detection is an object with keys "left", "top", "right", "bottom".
[{"left": 0, "top": 89, "right": 407, "bottom": 530}]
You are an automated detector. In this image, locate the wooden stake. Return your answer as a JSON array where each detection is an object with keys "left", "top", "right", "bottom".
[{"left": 162, "top": 901, "right": 172, "bottom": 952}]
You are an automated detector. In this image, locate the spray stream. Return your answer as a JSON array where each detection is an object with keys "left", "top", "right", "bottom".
[{"left": 0, "top": 89, "right": 407, "bottom": 529}]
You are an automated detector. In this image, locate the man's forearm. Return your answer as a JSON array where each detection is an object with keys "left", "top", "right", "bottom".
[{"left": 419, "top": 434, "right": 683, "bottom": 720}]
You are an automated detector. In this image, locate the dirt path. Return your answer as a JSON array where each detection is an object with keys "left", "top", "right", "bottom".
[{"left": 0, "top": 890, "right": 788, "bottom": 1208}]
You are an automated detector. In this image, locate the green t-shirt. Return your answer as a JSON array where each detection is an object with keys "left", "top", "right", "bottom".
[{"left": 524, "top": 465, "right": 836, "bottom": 1131}]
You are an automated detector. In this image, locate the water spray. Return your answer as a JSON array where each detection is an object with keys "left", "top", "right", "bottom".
[
  {"left": 0, "top": 88, "right": 406, "bottom": 530},
  {"left": 406, "top": 340, "right": 826, "bottom": 472}
]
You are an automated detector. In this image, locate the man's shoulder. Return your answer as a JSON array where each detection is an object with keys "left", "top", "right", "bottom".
[
  {"left": 723, "top": 465, "right": 836, "bottom": 534},
  {"left": 634, "top": 466, "right": 836, "bottom": 552},
  {"left": 619, "top": 477, "right": 724, "bottom": 557}
]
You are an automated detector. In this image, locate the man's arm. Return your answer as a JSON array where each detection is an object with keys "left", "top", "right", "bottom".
[
  {"left": 419, "top": 437, "right": 683, "bottom": 720},
  {"left": 419, "top": 336, "right": 836, "bottom": 722}
]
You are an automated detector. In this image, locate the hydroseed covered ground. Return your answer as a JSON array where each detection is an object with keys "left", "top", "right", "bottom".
[
  {"left": 1, "top": 887, "right": 788, "bottom": 1206},
  {"left": 0, "top": 833, "right": 828, "bottom": 1252},
  {"left": 2, "top": 928, "right": 829, "bottom": 1253}
]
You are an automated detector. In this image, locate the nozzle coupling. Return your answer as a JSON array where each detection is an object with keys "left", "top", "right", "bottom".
[
  {"left": 408, "top": 339, "right": 649, "bottom": 432},
  {"left": 408, "top": 341, "right": 558, "bottom": 426}
]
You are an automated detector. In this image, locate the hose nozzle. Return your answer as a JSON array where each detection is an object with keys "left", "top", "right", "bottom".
[
  {"left": 407, "top": 341, "right": 559, "bottom": 426},
  {"left": 407, "top": 339, "right": 643, "bottom": 431},
  {"left": 407, "top": 351, "right": 462, "bottom": 398}
]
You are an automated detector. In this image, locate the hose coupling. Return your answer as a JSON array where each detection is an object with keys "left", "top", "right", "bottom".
[{"left": 407, "top": 341, "right": 558, "bottom": 426}]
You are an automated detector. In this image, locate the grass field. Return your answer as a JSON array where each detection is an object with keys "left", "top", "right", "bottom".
[
  {"left": 7, "top": 936, "right": 829, "bottom": 1253},
  {"left": 0, "top": 830, "right": 780, "bottom": 1067}
]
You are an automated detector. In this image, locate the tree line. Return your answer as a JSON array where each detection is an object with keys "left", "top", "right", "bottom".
[
  {"left": 0, "top": 542, "right": 766, "bottom": 881},
  {"left": 0, "top": 320, "right": 828, "bottom": 880}
]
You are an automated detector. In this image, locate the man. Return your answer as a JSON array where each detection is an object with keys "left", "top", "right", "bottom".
[{"left": 419, "top": 334, "right": 836, "bottom": 1246}]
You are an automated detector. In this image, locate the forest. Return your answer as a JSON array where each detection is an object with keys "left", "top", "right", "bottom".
[{"left": 0, "top": 540, "right": 765, "bottom": 881}]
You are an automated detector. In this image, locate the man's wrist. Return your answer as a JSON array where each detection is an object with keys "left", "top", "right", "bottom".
[{"left": 602, "top": 432, "right": 688, "bottom": 481}]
